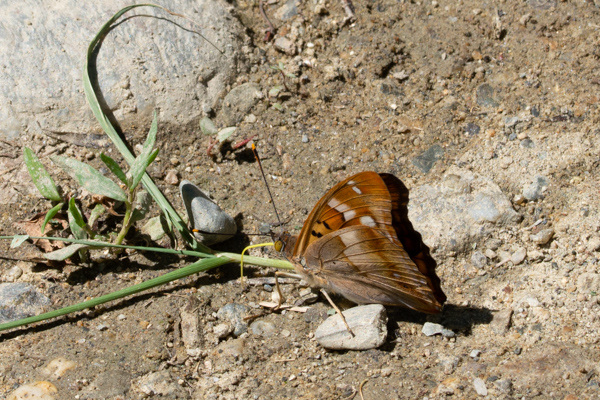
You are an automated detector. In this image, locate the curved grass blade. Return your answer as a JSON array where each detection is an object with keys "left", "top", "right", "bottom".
[
  {"left": 0, "top": 256, "right": 230, "bottom": 332},
  {"left": 50, "top": 155, "right": 127, "bottom": 202},
  {"left": 83, "top": 4, "right": 212, "bottom": 252},
  {"left": 23, "top": 147, "right": 62, "bottom": 202}
]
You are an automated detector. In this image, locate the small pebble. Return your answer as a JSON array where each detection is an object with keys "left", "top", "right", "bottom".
[
  {"left": 587, "top": 237, "right": 600, "bottom": 252},
  {"left": 530, "top": 228, "right": 554, "bottom": 245},
  {"left": 523, "top": 176, "right": 548, "bottom": 201},
  {"left": 422, "top": 322, "right": 453, "bottom": 337},
  {"left": 511, "top": 248, "right": 527, "bottom": 265},
  {"left": 471, "top": 251, "right": 488, "bottom": 269},
  {"left": 301, "top": 134, "right": 309, "bottom": 143},
  {"left": 280, "top": 329, "right": 291, "bottom": 337},
  {"left": 3, "top": 265, "right": 23, "bottom": 281},
  {"left": 216, "top": 303, "right": 251, "bottom": 337},
  {"left": 490, "top": 309, "right": 512, "bottom": 335},
  {"left": 473, "top": 377, "right": 488, "bottom": 396},
  {"left": 470, "top": 349, "right": 482, "bottom": 359},
  {"left": 214, "top": 323, "right": 234, "bottom": 339},
  {"left": 164, "top": 169, "right": 179, "bottom": 185},
  {"left": 250, "top": 320, "right": 276, "bottom": 337},
  {"left": 274, "top": 36, "right": 296, "bottom": 55}
]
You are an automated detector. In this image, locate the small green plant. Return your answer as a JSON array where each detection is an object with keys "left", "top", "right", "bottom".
[
  {"left": 270, "top": 61, "right": 296, "bottom": 93},
  {"left": 0, "top": 4, "right": 295, "bottom": 335},
  {"left": 23, "top": 115, "right": 159, "bottom": 260}
]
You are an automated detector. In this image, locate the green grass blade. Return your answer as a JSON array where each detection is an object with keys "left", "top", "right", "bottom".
[
  {"left": 0, "top": 235, "right": 214, "bottom": 259},
  {"left": 0, "top": 256, "right": 230, "bottom": 332},
  {"left": 100, "top": 153, "right": 128, "bottom": 185},
  {"left": 83, "top": 4, "right": 210, "bottom": 252},
  {"left": 23, "top": 147, "right": 62, "bottom": 202},
  {"left": 42, "top": 202, "right": 64, "bottom": 234},
  {"left": 51, "top": 155, "right": 127, "bottom": 202}
]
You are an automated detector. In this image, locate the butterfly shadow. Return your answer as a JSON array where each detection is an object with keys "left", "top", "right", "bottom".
[{"left": 388, "top": 303, "right": 494, "bottom": 339}]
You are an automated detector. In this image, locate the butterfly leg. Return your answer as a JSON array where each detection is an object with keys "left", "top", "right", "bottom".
[
  {"left": 273, "top": 271, "right": 303, "bottom": 309},
  {"left": 320, "top": 289, "right": 355, "bottom": 337}
]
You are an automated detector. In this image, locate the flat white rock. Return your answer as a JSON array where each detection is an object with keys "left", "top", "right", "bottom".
[
  {"left": 180, "top": 180, "right": 236, "bottom": 245},
  {"left": 314, "top": 304, "right": 388, "bottom": 350}
]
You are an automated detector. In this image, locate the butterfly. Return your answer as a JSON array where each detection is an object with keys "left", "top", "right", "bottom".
[{"left": 275, "top": 171, "right": 446, "bottom": 313}]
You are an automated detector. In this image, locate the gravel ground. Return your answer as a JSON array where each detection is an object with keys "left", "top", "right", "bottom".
[{"left": 1, "top": 0, "right": 600, "bottom": 398}]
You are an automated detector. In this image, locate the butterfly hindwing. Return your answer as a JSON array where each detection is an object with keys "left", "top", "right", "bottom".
[{"left": 301, "top": 225, "right": 443, "bottom": 313}]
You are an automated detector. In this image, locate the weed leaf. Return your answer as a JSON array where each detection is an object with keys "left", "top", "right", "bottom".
[
  {"left": 23, "top": 147, "right": 62, "bottom": 202},
  {"left": 50, "top": 155, "right": 127, "bottom": 202}
]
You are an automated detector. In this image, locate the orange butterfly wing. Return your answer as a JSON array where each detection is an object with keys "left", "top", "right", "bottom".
[
  {"left": 282, "top": 171, "right": 446, "bottom": 313},
  {"left": 291, "top": 171, "right": 398, "bottom": 256}
]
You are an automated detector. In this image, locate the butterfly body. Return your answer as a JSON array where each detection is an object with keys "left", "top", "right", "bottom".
[{"left": 276, "top": 171, "right": 446, "bottom": 314}]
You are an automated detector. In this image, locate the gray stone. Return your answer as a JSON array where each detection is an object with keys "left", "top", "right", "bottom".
[
  {"left": 216, "top": 303, "right": 250, "bottom": 337},
  {"left": 314, "top": 304, "right": 388, "bottom": 350},
  {"left": 136, "top": 371, "right": 184, "bottom": 397},
  {"left": 422, "top": 322, "right": 444, "bottom": 336},
  {"left": 274, "top": 36, "right": 296, "bottom": 55},
  {"left": 0, "top": 283, "right": 51, "bottom": 324},
  {"left": 220, "top": 83, "right": 263, "bottom": 126},
  {"left": 523, "top": 175, "right": 549, "bottom": 201},
  {"left": 473, "top": 377, "right": 488, "bottom": 396},
  {"left": 504, "top": 116, "right": 520, "bottom": 128},
  {"left": 464, "top": 122, "right": 480, "bottom": 136},
  {"left": 408, "top": 167, "right": 520, "bottom": 254},
  {"left": 412, "top": 144, "right": 445, "bottom": 173},
  {"left": 528, "top": 0, "right": 557, "bottom": 10},
  {"left": 471, "top": 251, "right": 488, "bottom": 269},
  {"left": 470, "top": 349, "right": 482, "bottom": 359},
  {"left": 250, "top": 320, "right": 276, "bottom": 337},
  {"left": 0, "top": 0, "right": 242, "bottom": 140},
  {"left": 530, "top": 228, "right": 554, "bottom": 245},
  {"left": 213, "top": 323, "right": 234, "bottom": 339},
  {"left": 490, "top": 309, "right": 512, "bottom": 335},
  {"left": 476, "top": 83, "right": 499, "bottom": 108},
  {"left": 180, "top": 180, "right": 236, "bottom": 245},
  {"left": 511, "top": 247, "right": 527, "bottom": 265},
  {"left": 494, "top": 378, "right": 513, "bottom": 394},
  {"left": 274, "top": 0, "right": 300, "bottom": 20}
]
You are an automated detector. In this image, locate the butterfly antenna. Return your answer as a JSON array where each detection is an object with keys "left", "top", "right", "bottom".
[{"left": 252, "top": 143, "right": 282, "bottom": 227}]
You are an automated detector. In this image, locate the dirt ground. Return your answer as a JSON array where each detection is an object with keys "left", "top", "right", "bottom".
[{"left": 1, "top": 0, "right": 600, "bottom": 398}]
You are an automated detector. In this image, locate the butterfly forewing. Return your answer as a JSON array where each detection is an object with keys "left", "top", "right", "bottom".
[
  {"left": 293, "top": 171, "right": 398, "bottom": 255},
  {"left": 302, "top": 225, "right": 443, "bottom": 313}
]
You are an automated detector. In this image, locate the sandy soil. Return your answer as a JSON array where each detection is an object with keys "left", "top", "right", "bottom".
[{"left": 1, "top": 0, "right": 600, "bottom": 398}]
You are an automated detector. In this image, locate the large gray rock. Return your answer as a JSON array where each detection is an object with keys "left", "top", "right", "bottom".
[
  {"left": 0, "top": 282, "right": 51, "bottom": 324},
  {"left": 408, "top": 166, "right": 520, "bottom": 254},
  {"left": 0, "top": 0, "right": 243, "bottom": 140}
]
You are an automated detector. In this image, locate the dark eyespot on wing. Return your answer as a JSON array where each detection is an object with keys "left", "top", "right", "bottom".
[
  {"left": 311, "top": 230, "right": 323, "bottom": 238},
  {"left": 322, "top": 220, "right": 331, "bottom": 230}
]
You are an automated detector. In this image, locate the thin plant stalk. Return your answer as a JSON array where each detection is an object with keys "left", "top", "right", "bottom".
[{"left": 0, "top": 235, "right": 294, "bottom": 333}]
